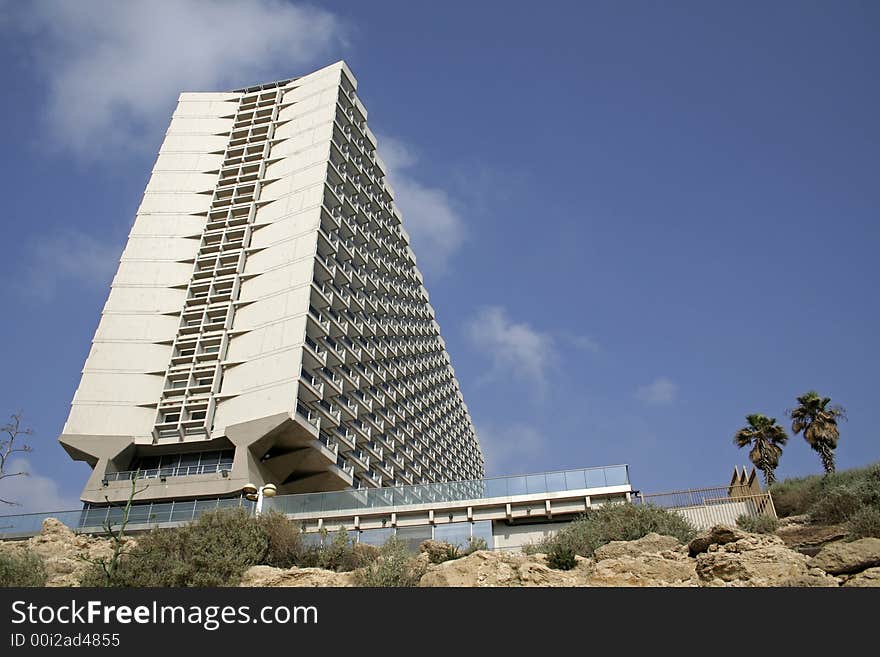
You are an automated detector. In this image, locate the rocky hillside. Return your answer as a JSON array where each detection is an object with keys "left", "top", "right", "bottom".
[{"left": 3, "top": 518, "right": 878, "bottom": 587}]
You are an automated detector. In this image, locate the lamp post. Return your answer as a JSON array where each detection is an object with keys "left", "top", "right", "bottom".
[{"left": 242, "top": 482, "right": 277, "bottom": 516}]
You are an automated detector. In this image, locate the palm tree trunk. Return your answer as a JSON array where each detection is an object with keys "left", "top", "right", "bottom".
[
  {"left": 817, "top": 441, "right": 836, "bottom": 474},
  {"left": 758, "top": 453, "right": 775, "bottom": 487}
]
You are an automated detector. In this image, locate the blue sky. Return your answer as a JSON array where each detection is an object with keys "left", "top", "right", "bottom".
[{"left": 0, "top": 1, "right": 877, "bottom": 511}]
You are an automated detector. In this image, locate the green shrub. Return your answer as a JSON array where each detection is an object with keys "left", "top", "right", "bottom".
[
  {"left": 735, "top": 514, "right": 779, "bottom": 534},
  {"left": 297, "top": 529, "right": 380, "bottom": 572},
  {"left": 771, "top": 462, "right": 880, "bottom": 519},
  {"left": 355, "top": 536, "right": 426, "bottom": 587},
  {"left": 255, "top": 511, "right": 304, "bottom": 568},
  {"left": 808, "top": 486, "right": 865, "bottom": 524},
  {"left": 0, "top": 549, "right": 47, "bottom": 587},
  {"left": 82, "top": 508, "right": 302, "bottom": 587},
  {"left": 537, "top": 503, "right": 696, "bottom": 564},
  {"left": 462, "top": 536, "right": 487, "bottom": 555},
  {"left": 546, "top": 542, "right": 577, "bottom": 570},
  {"left": 847, "top": 506, "right": 880, "bottom": 540}
]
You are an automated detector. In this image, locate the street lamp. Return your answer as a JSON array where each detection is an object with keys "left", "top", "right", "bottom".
[{"left": 243, "top": 482, "right": 277, "bottom": 516}]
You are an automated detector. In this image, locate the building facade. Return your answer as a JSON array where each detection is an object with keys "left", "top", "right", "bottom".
[{"left": 60, "top": 61, "right": 484, "bottom": 506}]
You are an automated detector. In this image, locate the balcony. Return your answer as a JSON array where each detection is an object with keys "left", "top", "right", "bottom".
[
  {"left": 335, "top": 395, "right": 358, "bottom": 421},
  {"left": 303, "top": 335, "right": 327, "bottom": 370},
  {"left": 314, "top": 367, "right": 344, "bottom": 395},
  {"left": 321, "top": 337, "right": 345, "bottom": 367},
  {"left": 314, "top": 399, "right": 341, "bottom": 428},
  {"left": 295, "top": 401, "right": 320, "bottom": 432},
  {"left": 334, "top": 427, "right": 356, "bottom": 451},
  {"left": 347, "top": 449, "right": 370, "bottom": 473},
  {"left": 310, "top": 280, "right": 333, "bottom": 309},
  {"left": 298, "top": 372, "right": 324, "bottom": 402}
]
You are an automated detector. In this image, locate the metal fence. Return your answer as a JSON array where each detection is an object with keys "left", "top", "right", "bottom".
[{"left": 634, "top": 485, "right": 776, "bottom": 530}]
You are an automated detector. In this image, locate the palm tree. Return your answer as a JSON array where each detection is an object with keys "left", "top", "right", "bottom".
[
  {"left": 787, "top": 391, "right": 846, "bottom": 474},
  {"left": 733, "top": 414, "right": 788, "bottom": 487}
]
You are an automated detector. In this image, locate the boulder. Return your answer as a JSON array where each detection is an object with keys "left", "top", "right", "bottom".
[
  {"left": 239, "top": 565, "right": 355, "bottom": 587},
  {"left": 688, "top": 525, "right": 750, "bottom": 556},
  {"left": 594, "top": 533, "right": 682, "bottom": 561},
  {"left": 841, "top": 566, "right": 880, "bottom": 587},
  {"left": 809, "top": 538, "right": 880, "bottom": 575},
  {"left": 419, "top": 550, "right": 591, "bottom": 587},
  {"left": 588, "top": 552, "right": 697, "bottom": 587},
  {"left": 0, "top": 518, "right": 135, "bottom": 587},
  {"left": 695, "top": 532, "right": 825, "bottom": 586}
]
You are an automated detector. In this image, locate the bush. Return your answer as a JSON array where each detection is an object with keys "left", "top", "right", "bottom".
[
  {"left": 770, "top": 462, "right": 880, "bottom": 519},
  {"left": 847, "top": 506, "right": 880, "bottom": 540},
  {"left": 808, "top": 486, "right": 865, "bottom": 524},
  {"left": 0, "top": 549, "right": 47, "bottom": 587},
  {"left": 82, "top": 508, "right": 304, "bottom": 587},
  {"left": 546, "top": 542, "right": 577, "bottom": 570},
  {"left": 298, "top": 529, "right": 380, "bottom": 572},
  {"left": 538, "top": 503, "right": 696, "bottom": 566},
  {"left": 735, "top": 514, "right": 779, "bottom": 534},
  {"left": 355, "top": 536, "right": 426, "bottom": 587},
  {"left": 462, "top": 536, "right": 487, "bottom": 555}
]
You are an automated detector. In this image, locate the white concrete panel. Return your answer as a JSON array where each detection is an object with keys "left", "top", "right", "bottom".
[
  {"left": 153, "top": 153, "right": 225, "bottom": 172},
  {"left": 129, "top": 215, "right": 205, "bottom": 237},
  {"left": 93, "top": 314, "right": 180, "bottom": 342},
  {"left": 243, "top": 249, "right": 313, "bottom": 282},
  {"left": 144, "top": 171, "right": 219, "bottom": 193},
  {"left": 159, "top": 134, "right": 229, "bottom": 153},
  {"left": 137, "top": 192, "right": 212, "bottom": 215},
  {"left": 113, "top": 260, "right": 192, "bottom": 286},
  {"left": 65, "top": 404, "right": 156, "bottom": 438},
  {"left": 249, "top": 213, "right": 318, "bottom": 252},
  {"left": 232, "top": 288, "right": 310, "bottom": 331},
  {"left": 271, "top": 124, "right": 335, "bottom": 157},
  {"left": 260, "top": 164, "right": 327, "bottom": 201},
  {"left": 264, "top": 143, "right": 329, "bottom": 178},
  {"left": 120, "top": 235, "right": 199, "bottom": 261},
  {"left": 167, "top": 117, "right": 234, "bottom": 135},
  {"left": 104, "top": 286, "right": 184, "bottom": 313},
  {"left": 83, "top": 342, "right": 171, "bottom": 372},
  {"left": 226, "top": 316, "right": 307, "bottom": 362},
  {"left": 212, "top": 381, "right": 298, "bottom": 435}
]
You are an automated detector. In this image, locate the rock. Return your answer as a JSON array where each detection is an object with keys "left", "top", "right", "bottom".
[
  {"left": 589, "top": 552, "right": 697, "bottom": 587},
  {"left": 688, "top": 525, "right": 750, "bottom": 556},
  {"left": 775, "top": 520, "right": 848, "bottom": 557},
  {"left": 418, "top": 550, "right": 592, "bottom": 587},
  {"left": 695, "top": 532, "right": 822, "bottom": 586},
  {"left": 594, "top": 533, "right": 682, "bottom": 561},
  {"left": 0, "top": 518, "right": 136, "bottom": 587},
  {"left": 239, "top": 565, "right": 355, "bottom": 587},
  {"left": 810, "top": 538, "right": 880, "bottom": 575},
  {"left": 776, "top": 569, "right": 841, "bottom": 587},
  {"left": 841, "top": 567, "right": 880, "bottom": 587}
]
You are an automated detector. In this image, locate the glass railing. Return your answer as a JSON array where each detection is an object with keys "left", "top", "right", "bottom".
[
  {"left": 265, "top": 464, "right": 629, "bottom": 516},
  {"left": 0, "top": 498, "right": 251, "bottom": 539},
  {"left": 0, "top": 465, "right": 629, "bottom": 539},
  {"left": 104, "top": 462, "right": 233, "bottom": 482}
]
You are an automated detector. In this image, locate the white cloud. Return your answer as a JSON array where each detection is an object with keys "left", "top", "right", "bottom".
[
  {"left": 0, "top": 458, "right": 80, "bottom": 513},
  {"left": 25, "top": 230, "right": 121, "bottom": 299},
  {"left": 476, "top": 424, "right": 546, "bottom": 476},
  {"left": 635, "top": 377, "right": 679, "bottom": 405},
  {"left": 465, "top": 306, "right": 557, "bottom": 394},
  {"left": 9, "top": 0, "right": 342, "bottom": 159},
  {"left": 377, "top": 135, "right": 466, "bottom": 274},
  {"left": 569, "top": 334, "right": 601, "bottom": 353}
]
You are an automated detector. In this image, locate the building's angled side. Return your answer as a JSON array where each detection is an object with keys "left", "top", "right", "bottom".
[{"left": 61, "top": 61, "right": 484, "bottom": 506}]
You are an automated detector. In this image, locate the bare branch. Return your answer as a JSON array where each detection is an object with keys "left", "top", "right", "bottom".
[{"left": 0, "top": 412, "right": 35, "bottom": 506}]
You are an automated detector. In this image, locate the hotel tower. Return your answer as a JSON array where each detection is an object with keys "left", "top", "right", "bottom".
[{"left": 60, "top": 61, "right": 484, "bottom": 507}]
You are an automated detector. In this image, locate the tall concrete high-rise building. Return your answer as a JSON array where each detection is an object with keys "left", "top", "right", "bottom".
[{"left": 61, "top": 61, "right": 484, "bottom": 507}]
